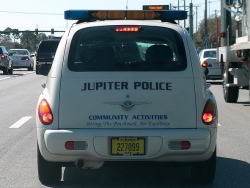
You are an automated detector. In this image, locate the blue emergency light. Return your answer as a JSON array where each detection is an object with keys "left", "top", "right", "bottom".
[{"left": 64, "top": 10, "right": 187, "bottom": 22}]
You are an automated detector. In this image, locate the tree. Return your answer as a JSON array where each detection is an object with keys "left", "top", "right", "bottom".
[
  {"left": 20, "top": 31, "right": 39, "bottom": 52},
  {"left": 193, "top": 15, "right": 241, "bottom": 51},
  {"left": 193, "top": 16, "right": 220, "bottom": 50}
]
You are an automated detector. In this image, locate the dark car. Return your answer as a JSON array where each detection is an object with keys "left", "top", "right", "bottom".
[
  {"left": 35, "top": 37, "right": 61, "bottom": 74},
  {"left": 0, "top": 46, "right": 13, "bottom": 75}
]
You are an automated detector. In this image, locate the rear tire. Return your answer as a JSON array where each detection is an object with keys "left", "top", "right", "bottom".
[
  {"left": 222, "top": 62, "right": 239, "bottom": 103},
  {"left": 37, "top": 144, "right": 61, "bottom": 185},
  {"left": 28, "top": 64, "right": 33, "bottom": 71},
  {"left": 3, "top": 66, "right": 8, "bottom": 75},
  {"left": 191, "top": 148, "right": 216, "bottom": 183},
  {"left": 8, "top": 62, "right": 13, "bottom": 74}
]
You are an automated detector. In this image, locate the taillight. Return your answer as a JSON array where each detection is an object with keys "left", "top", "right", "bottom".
[
  {"left": 168, "top": 141, "right": 191, "bottom": 150},
  {"left": 202, "top": 61, "right": 212, "bottom": 67},
  {"left": 1, "top": 54, "right": 5, "bottom": 60},
  {"left": 202, "top": 99, "right": 216, "bottom": 125},
  {"left": 38, "top": 99, "right": 53, "bottom": 125},
  {"left": 115, "top": 27, "right": 139, "bottom": 32},
  {"left": 65, "top": 141, "right": 88, "bottom": 150},
  {"left": 21, "top": 57, "right": 29, "bottom": 61}
]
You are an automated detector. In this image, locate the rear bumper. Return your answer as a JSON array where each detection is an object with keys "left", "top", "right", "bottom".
[
  {"left": 207, "top": 68, "right": 222, "bottom": 80},
  {"left": 38, "top": 128, "right": 217, "bottom": 163},
  {"left": 13, "top": 61, "right": 30, "bottom": 68}
]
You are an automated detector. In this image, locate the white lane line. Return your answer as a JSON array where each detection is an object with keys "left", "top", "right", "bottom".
[
  {"left": 0, "top": 77, "right": 11, "bottom": 81},
  {"left": 218, "top": 123, "right": 221, "bottom": 126},
  {"left": 9, "top": 116, "right": 32, "bottom": 128}
]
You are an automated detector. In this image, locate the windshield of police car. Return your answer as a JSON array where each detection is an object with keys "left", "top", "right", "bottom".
[{"left": 68, "top": 25, "right": 187, "bottom": 71}]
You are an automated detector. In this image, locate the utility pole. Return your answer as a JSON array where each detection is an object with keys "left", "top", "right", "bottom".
[
  {"left": 204, "top": 0, "right": 208, "bottom": 48},
  {"left": 184, "top": 0, "right": 186, "bottom": 28},
  {"left": 178, "top": 0, "right": 179, "bottom": 24},
  {"left": 196, "top": 6, "right": 198, "bottom": 33},
  {"left": 189, "top": 3, "right": 194, "bottom": 39}
]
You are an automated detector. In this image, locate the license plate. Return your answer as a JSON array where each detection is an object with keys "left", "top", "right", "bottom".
[{"left": 111, "top": 137, "right": 145, "bottom": 156}]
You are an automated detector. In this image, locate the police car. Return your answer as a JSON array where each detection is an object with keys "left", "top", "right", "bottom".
[{"left": 36, "top": 9, "right": 218, "bottom": 184}]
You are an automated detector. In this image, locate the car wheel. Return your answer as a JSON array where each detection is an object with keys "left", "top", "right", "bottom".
[
  {"left": 190, "top": 148, "right": 216, "bottom": 183},
  {"left": 37, "top": 144, "right": 61, "bottom": 185},
  {"left": 28, "top": 64, "right": 33, "bottom": 71},
  {"left": 3, "top": 66, "right": 8, "bottom": 75},
  {"left": 222, "top": 62, "right": 239, "bottom": 103},
  {"left": 8, "top": 61, "right": 13, "bottom": 74}
]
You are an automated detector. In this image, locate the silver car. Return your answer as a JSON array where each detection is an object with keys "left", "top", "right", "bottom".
[{"left": 9, "top": 49, "right": 34, "bottom": 71}]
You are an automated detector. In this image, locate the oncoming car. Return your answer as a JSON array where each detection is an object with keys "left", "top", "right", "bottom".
[
  {"left": 8, "top": 49, "right": 34, "bottom": 71},
  {"left": 36, "top": 9, "right": 218, "bottom": 185},
  {"left": 199, "top": 48, "right": 222, "bottom": 80}
]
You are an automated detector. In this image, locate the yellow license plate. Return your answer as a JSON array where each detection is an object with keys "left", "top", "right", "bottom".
[{"left": 111, "top": 137, "right": 145, "bottom": 156}]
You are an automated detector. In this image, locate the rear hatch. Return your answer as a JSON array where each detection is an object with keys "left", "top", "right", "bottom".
[
  {"left": 58, "top": 24, "right": 197, "bottom": 129},
  {"left": 37, "top": 40, "right": 60, "bottom": 63},
  {"left": 58, "top": 74, "right": 196, "bottom": 129}
]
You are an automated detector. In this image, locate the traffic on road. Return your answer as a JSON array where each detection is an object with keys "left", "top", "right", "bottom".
[
  {"left": 1, "top": 71, "right": 250, "bottom": 187},
  {"left": 1, "top": 1, "right": 250, "bottom": 187}
]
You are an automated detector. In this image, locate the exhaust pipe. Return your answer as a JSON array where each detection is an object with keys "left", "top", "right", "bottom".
[{"left": 75, "top": 159, "right": 85, "bottom": 169}]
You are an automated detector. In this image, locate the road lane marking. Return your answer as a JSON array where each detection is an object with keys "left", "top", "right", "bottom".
[
  {"left": 9, "top": 116, "right": 32, "bottom": 128},
  {"left": 0, "top": 71, "right": 35, "bottom": 81},
  {"left": 0, "top": 77, "right": 11, "bottom": 81},
  {"left": 218, "top": 123, "right": 221, "bottom": 126}
]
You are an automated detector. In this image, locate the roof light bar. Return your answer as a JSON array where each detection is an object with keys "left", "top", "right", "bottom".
[{"left": 64, "top": 10, "right": 187, "bottom": 22}]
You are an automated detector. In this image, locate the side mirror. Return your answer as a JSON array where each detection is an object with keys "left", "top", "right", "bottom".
[
  {"left": 202, "top": 65, "right": 209, "bottom": 75},
  {"left": 36, "top": 64, "right": 52, "bottom": 76}
]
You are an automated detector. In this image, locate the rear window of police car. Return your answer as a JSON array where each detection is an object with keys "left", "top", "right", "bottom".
[{"left": 68, "top": 25, "right": 187, "bottom": 72}]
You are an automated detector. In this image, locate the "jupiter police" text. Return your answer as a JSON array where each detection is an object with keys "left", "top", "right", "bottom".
[{"left": 81, "top": 82, "right": 172, "bottom": 91}]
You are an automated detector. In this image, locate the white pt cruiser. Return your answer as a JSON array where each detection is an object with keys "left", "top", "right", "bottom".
[{"left": 36, "top": 9, "right": 218, "bottom": 185}]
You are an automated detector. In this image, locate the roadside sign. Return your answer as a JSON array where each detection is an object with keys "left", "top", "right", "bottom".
[{"left": 143, "top": 5, "right": 169, "bottom": 10}]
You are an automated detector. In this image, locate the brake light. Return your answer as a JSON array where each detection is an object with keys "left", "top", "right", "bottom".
[
  {"left": 202, "top": 61, "right": 212, "bottom": 67},
  {"left": 202, "top": 99, "right": 216, "bottom": 125},
  {"left": 1, "top": 54, "right": 5, "bottom": 60},
  {"left": 115, "top": 27, "right": 139, "bottom": 32},
  {"left": 21, "top": 57, "right": 29, "bottom": 61},
  {"left": 38, "top": 99, "right": 53, "bottom": 125}
]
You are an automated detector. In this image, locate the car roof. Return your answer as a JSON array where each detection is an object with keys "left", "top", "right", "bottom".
[{"left": 70, "top": 19, "right": 184, "bottom": 33}]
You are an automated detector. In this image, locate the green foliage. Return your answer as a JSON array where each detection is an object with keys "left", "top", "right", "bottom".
[
  {"left": 193, "top": 15, "right": 240, "bottom": 51},
  {"left": 193, "top": 16, "right": 220, "bottom": 50},
  {"left": 0, "top": 27, "right": 48, "bottom": 52}
]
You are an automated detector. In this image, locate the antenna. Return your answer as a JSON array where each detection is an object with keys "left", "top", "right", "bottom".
[{"left": 126, "top": 0, "right": 128, "bottom": 10}]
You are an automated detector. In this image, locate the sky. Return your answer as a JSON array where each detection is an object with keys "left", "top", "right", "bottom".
[{"left": 0, "top": 0, "right": 221, "bottom": 37}]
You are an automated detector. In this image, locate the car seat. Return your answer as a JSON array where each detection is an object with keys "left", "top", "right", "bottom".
[{"left": 145, "top": 45, "right": 173, "bottom": 63}]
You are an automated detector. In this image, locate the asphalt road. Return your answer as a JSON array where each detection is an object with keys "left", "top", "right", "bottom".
[{"left": 0, "top": 71, "right": 250, "bottom": 188}]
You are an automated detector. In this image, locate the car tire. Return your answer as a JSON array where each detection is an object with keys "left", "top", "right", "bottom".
[
  {"left": 3, "top": 66, "right": 8, "bottom": 75},
  {"left": 190, "top": 148, "right": 216, "bottom": 184},
  {"left": 222, "top": 62, "right": 239, "bottom": 103},
  {"left": 28, "top": 64, "right": 33, "bottom": 71},
  {"left": 37, "top": 144, "right": 62, "bottom": 185},
  {"left": 8, "top": 61, "right": 13, "bottom": 74}
]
